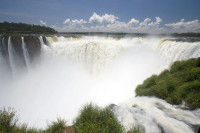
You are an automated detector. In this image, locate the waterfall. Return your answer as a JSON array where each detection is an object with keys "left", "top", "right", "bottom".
[
  {"left": 21, "top": 37, "right": 31, "bottom": 70},
  {"left": 8, "top": 37, "right": 17, "bottom": 76},
  {"left": 0, "top": 35, "right": 200, "bottom": 131},
  {"left": 156, "top": 40, "right": 200, "bottom": 69},
  {"left": 39, "top": 36, "right": 45, "bottom": 46},
  {"left": 2, "top": 38, "right": 7, "bottom": 55},
  {"left": 0, "top": 37, "right": 3, "bottom": 65}
]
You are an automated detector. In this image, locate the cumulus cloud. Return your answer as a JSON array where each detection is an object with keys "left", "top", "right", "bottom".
[
  {"left": 165, "top": 19, "right": 200, "bottom": 32},
  {"left": 89, "top": 12, "right": 118, "bottom": 24},
  {"left": 140, "top": 18, "right": 151, "bottom": 26},
  {"left": 63, "top": 18, "right": 70, "bottom": 24},
  {"left": 128, "top": 18, "right": 139, "bottom": 25},
  {"left": 56, "top": 12, "right": 200, "bottom": 33},
  {"left": 155, "top": 17, "right": 162, "bottom": 25},
  {"left": 71, "top": 19, "right": 87, "bottom": 25},
  {"left": 40, "top": 20, "right": 47, "bottom": 26}
]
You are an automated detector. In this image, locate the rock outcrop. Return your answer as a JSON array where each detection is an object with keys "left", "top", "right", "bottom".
[
  {"left": 196, "top": 57, "right": 200, "bottom": 67},
  {"left": 0, "top": 36, "right": 41, "bottom": 71}
]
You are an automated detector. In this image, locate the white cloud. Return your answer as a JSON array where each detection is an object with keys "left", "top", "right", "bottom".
[
  {"left": 56, "top": 13, "right": 200, "bottom": 33},
  {"left": 71, "top": 19, "right": 87, "bottom": 25},
  {"left": 155, "top": 17, "right": 162, "bottom": 25},
  {"left": 40, "top": 20, "right": 47, "bottom": 26},
  {"left": 89, "top": 12, "right": 118, "bottom": 24},
  {"left": 128, "top": 18, "right": 139, "bottom": 25},
  {"left": 63, "top": 18, "right": 70, "bottom": 24},
  {"left": 165, "top": 19, "right": 200, "bottom": 32},
  {"left": 140, "top": 18, "right": 151, "bottom": 26}
]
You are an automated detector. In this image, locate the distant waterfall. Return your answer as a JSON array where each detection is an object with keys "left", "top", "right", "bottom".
[
  {"left": 2, "top": 38, "right": 7, "bottom": 54},
  {"left": 22, "top": 37, "right": 31, "bottom": 70},
  {"left": 45, "top": 36, "right": 200, "bottom": 73},
  {"left": 39, "top": 36, "right": 51, "bottom": 55},
  {"left": 0, "top": 37, "right": 3, "bottom": 64},
  {"left": 39, "top": 36, "right": 45, "bottom": 46},
  {"left": 155, "top": 40, "right": 200, "bottom": 68},
  {"left": 8, "top": 37, "right": 17, "bottom": 76}
]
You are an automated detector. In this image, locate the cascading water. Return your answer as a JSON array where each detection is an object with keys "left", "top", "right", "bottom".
[
  {"left": 8, "top": 37, "right": 17, "bottom": 76},
  {"left": 155, "top": 40, "right": 200, "bottom": 69},
  {"left": 21, "top": 37, "right": 31, "bottom": 70},
  {"left": 0, "top": 35, "right": 200, "bottom": 132}
]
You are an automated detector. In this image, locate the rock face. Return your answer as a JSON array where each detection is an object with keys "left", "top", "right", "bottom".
[
  {"left": 24, "top": 36, "right": 41, "bottom": 62},
  {"left": 0, "top": 36, "right": 41, "bottom": 71},
  {"left": 196, "top": 57, "right": 200, "bottom": 67}
]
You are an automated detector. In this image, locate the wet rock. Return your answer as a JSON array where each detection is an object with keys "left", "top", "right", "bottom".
[
  {"left": 196, "top": 57, "right": 200, "bottom": 67},
  {"left": 24, "top": 36, "right": 41, "bottom": 62}
]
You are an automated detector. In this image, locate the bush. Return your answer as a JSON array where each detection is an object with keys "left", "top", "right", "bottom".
[
  {"left": 45, "top": 118, "right": 67, "bottom": 133},
  {"left": 136, "top": 58, "right": 200, "bottom": 108},
  {"left": 74, "top": 103, "right": 124, "bottom": 133},
  {"left": 0, "top": 107, "right": 18, "bottom": 133}
]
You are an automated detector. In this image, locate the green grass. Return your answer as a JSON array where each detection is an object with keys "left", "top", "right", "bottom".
[
  {"left": 44, "top": 118, "right": 66, "bottom": 133},
  {"left": 74, "top": 103, "right": 124, "bottom": 133},
  {"left": 136, "top": 58, "right": 200, "bottom": 108}
]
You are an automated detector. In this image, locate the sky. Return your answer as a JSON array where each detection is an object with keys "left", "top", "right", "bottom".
[{"left": 0, "top": 0, "right": 200, "bottom": 33}]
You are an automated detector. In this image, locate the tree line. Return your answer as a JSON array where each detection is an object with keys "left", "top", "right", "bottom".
[{"left": 0, "top": 22, "right": 57, "bottom": 34}]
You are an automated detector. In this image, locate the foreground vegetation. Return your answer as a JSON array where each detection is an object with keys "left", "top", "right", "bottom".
[
  {"left": 74, "top": 103, "right": 124, "bottom": 133},
  {"left": 0, "top": 105, "right": 140, "bottom": 133},
  {"left": 0, "top": 107, "right": 66, "bottom": 133},
  {"left": 0, "top": 22, "right": 57, "bottom": 35},
  {"left": 136, "top": 58, "right": 200, "bottom": 108}
]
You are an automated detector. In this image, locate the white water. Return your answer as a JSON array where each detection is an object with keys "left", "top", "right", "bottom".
[
  {"left": 21, "top": 37, "right": 31, "bottom": 70},
  {"left": 0, "top": 36, "right": 200, "bottom": 132},
  {"left": 8, "top": 37, "right": 17, "bottom": 76},
  {"left": 112, "top": 97, "right": 200, "bottom": 133}
]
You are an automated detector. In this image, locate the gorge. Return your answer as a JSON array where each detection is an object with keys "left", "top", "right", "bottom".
[{"left": 0, "top": 34, "right": 200, "bottom": 133}]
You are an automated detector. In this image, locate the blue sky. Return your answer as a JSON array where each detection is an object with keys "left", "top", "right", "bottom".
[{"left": 0, "top": 0, "right": 200, "bottom": 33}]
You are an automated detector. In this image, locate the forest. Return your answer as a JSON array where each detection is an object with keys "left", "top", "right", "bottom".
[{"left": 0, "top": 22, "right": 57, "bottom": 34}]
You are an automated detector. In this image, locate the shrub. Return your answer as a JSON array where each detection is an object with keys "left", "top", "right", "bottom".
[
  {"left": 74, "top": 103, "right": 124, "bottom": 133},
  {"left": 136, "top": 58, "right": 200, "bottom": 108},
  {"left": 0, "top": 107, "right": 18, "bottom": 133},
  {"left": 45, "top": 118, "right": 67, "bottom": 133}
]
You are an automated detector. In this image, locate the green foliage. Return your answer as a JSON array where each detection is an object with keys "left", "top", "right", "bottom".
[
  {"left": 0, "top": 107, "right": 67, "bottom": 133},
  {"left": 44, "top": 118, "right": 66, "bottom": 133},
  {"left": 0, "top": 107, "right": 18, "bottom": 133},
  {"left": 74, "top": 103, "right": 124, "bottom": 133},
  {"left": 12, "top": 124, "right": 42, "bottom": 133},
  {"left": 136, "top": 58, "right": 200, "bottom": 108},
  {"left": 0, "top": 22, "right": 57, "bottom": 35}
]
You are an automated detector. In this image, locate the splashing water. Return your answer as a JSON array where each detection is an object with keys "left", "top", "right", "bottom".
[{"left": 0, "top": 36, "right": 200, "bottom": 132}]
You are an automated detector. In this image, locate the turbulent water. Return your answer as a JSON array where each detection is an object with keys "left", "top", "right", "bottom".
[{"left": 0, "top": 35, "right": 200, "bottom": 132}]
